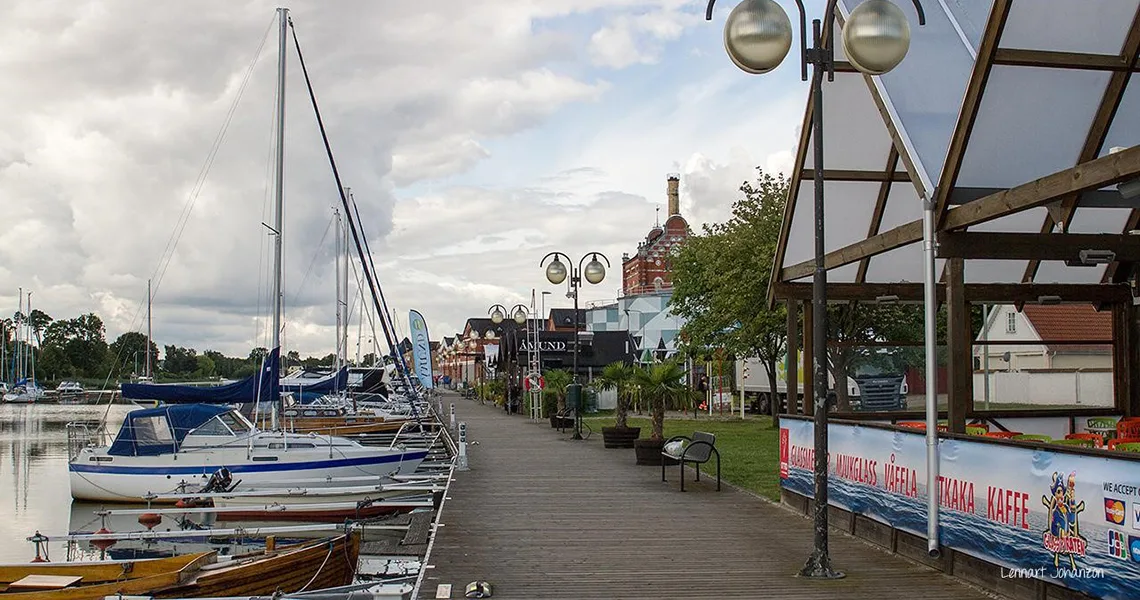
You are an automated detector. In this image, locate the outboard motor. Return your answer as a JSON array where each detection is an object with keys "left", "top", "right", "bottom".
[{"left": 201, "top": 467, "right": 236, "bottom": 493}]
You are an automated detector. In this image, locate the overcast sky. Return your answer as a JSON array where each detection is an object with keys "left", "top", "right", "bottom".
[{"left": 1, "top": 0, "right": 817, "bottom": 359}]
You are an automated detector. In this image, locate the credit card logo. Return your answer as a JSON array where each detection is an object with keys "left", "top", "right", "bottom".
[{"left": 1106, "top": 498, "right": 1126, "bottom": 525}]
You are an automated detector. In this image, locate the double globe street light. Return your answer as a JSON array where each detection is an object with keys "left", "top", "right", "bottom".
[
  {"left": 540, "top": 251, "right": 610, "bottom": 440},
  {"left": 705, "top": 0, "right": 925, "bottom": 580}
]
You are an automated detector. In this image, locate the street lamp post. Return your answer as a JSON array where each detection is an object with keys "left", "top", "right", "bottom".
[
  {"left": 540, "top": 251, "right": 610, "bottom": 440},
  {"left": 705, "top": 0, "right": 925, "bottom": 579}
]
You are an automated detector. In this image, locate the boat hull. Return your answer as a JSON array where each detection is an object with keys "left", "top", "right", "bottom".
[{"left": 69, "top": 450, "right": 429, "bottom": 503}]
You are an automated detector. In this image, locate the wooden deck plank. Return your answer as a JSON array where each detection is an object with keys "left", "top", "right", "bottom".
[{"left": 422, "top": 397, "right": 1003, "bottom": 600}]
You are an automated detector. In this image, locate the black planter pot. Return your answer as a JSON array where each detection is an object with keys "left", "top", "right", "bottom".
[
  {"left": 634, "top": 438, "right": 676, "bottom": 466},
  {"left": 601, "top": 426, "right": 641, "bottom": 449}
]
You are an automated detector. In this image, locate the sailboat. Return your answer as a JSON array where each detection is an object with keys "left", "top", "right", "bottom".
[
  {"left": 3, "top": 289, "right": 45, "bottom": 404},
  {"left": 68, "top": 8, "right": 429, "bottom": 503}
]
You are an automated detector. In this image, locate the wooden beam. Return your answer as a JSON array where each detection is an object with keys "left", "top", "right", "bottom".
[
  {"left": 780, "top": 145, "right": 1140, "bottom": 281},
  {"left": 767, "top": 88, "right": 816, "bottom": 309},
  {"left": 937, "top": 232, "right": 1140, "bottom": 261},
  {"left": 946, "top": 259, "right": 971, "bottom": 434},
  {"left": 802, "top": 301, "right": 813, "bottom": 415},
  {"left": 993, "top": 48, "right": 1134, "bottom": 71},
  {"left": 857, "top": 148, "right": 900, "bottom": 283},
  {"left": 797, "top": 169, "right": 910, "bottom": 183},
  {"left": 932, "top": 0, "right": 1012, "bottom": 229},
  {"left": 1026, "top": 6, "right": 1140, "bottom": 284},
  {"left": 786, "top": 300, "right": 800, "bottom": 415},
  {"left": 772, "top": 281, "right": 1131, "bottom": 303}
]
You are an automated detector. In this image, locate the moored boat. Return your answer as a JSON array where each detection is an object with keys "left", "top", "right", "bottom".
[{"left": 68, "top": 405, "right": 429, "bottom": 503}]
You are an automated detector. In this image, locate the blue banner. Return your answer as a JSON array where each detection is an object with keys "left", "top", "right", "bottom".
[
  {"left": 408, "top": 310, "right": 433, "bottom": 389},
  {"left": 780, "top": 419, "right": 1140, "bottom": 599}
]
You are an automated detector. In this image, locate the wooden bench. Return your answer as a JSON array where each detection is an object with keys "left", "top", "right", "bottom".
[{"left": 661, "top": 431, "right": 720, "bottom": 492}]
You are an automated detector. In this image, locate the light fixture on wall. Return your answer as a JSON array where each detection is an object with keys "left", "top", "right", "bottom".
[
  {"left": 1066, "top": 249, "right": 1116, "bottom": 267},
  {"left": 1037, "top": 295, "right": 1062, "bottom": 305},
  {"left": 875, "top": 295, "right": 900, "bottom": 304}
]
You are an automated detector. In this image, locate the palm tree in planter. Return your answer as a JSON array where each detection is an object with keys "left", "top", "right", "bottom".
[
  {"left": 631, "top": 359, "right": 688, "bottom": 465},
  {"left": 596, "top": 362, "right": 639, "bottom": 448},
  {"left": 542, "top": 368, "right": 573, "bottom": 428}
]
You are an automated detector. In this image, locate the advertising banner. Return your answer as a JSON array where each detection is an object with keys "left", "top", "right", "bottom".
[
  {"left": 408, "top": 310, "right": 433, "bottom": 389},
  {"left": 780, "top": 419, "right": 1140, "bottom": 599}
]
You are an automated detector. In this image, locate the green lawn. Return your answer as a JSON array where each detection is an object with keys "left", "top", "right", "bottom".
[{"left": 582, "top": 415, "right": 782, "bottom": 500}]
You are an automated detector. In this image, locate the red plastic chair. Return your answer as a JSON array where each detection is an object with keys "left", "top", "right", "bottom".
[
  {"left": 1065, "top": 433, "right": 1104, "bottom": 448},
  {"left": 1118, "top": 420, "right": 1140, "bottom": 439},
  {"left": 983, "top": 431, "right": 1022, "bottom": 439},
  {"left": 1108, "top": 437, "right": 1140, "bottom": 450}
]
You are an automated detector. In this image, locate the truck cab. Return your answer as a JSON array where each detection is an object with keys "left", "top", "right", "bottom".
[{"left": 736, "top": 354, "right": 908, "bottom": 412}]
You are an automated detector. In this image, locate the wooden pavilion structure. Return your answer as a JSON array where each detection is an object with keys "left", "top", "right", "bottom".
[{"left": 769, "top": 0, "right": 1140, "bottom": 433}]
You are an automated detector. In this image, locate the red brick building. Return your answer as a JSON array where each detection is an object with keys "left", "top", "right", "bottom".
[{"left": 621, "top": 175, "right": 691, "bottom": 295}]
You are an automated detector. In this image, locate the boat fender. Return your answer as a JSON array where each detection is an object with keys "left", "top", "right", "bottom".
[
  {"left": 138, "top": 513, "right": 162, "bottom": 529},
  {"left": 465, "top": 581, "right": 493, "bottom": 598}
]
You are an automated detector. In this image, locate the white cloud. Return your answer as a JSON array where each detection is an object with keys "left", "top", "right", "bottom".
[{"left": 1, "top": 0, "right": 809, "bottom": 361}]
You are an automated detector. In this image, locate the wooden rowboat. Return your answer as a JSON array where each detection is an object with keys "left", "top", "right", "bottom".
[
  {"left": 0, "top": 553, "right": 212, "bottom": 600},
  {"left": 0, "top": 533, "right": 360, "bottom": 600}
]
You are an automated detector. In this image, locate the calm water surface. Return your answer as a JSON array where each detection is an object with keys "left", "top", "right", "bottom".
[{"left": 0, "top": 403, "right": 132, "bottom": 563}]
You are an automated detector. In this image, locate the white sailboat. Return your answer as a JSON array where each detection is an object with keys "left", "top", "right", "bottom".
[
  {"left": 3, "top": 288, "right": 45, "bottom": 404},
  {"left": 67, "top": 8, "right": 430, "bottom": 503}
]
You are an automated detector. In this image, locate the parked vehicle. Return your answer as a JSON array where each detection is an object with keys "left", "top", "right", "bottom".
[{"left": 736, "top": 351, "right": 908, "bottom": 412}]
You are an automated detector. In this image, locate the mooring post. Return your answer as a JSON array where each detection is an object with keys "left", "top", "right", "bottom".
[
  {"left": 449, "top": 403, "right": 456, "bottom": 431},
  {"left": 457, "top": 421, "right": 469, "bottom": 471}
]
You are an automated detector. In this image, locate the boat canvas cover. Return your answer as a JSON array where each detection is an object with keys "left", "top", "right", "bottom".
[
  {"left": 108, "top": 404, "right": 231, "bottom": 456},
  {"left": 281, "top": 367, "right": 348, "bottom": 395},
  {"left": 121, "top": 348, "right": 280, "bottom": 405}
]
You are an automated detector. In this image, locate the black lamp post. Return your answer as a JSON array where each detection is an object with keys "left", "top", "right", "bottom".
[
  {"left": 490, "top": 303, "right": 530, "bottom": 413},
  {"left": 704, "top": 0, "right": 925, "bottom": 579},
  {"left": 540, "top": 251, "right": 610, "bottom": 440}
]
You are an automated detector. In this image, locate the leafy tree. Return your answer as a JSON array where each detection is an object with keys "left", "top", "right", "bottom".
[
  {"left": 163, "top": 345, "right": 198, "bottom": 375},
  {"left": 41, "top": 313, "right": 107, "bottom": 377},
  {"left": 26, "top": 309, "right": 52, "bottom": 342},
  {"left": 248, "top": 347, "right": 269, "bottom": 362},
  {"left": 671, "top": 169, "right": 788, "bottom": 421},
  {"left": 109, "top": 332, "right": 159, "bottom": 377},
  {"left": 195, "top": 354, "right": 217, "bottom": 378}
]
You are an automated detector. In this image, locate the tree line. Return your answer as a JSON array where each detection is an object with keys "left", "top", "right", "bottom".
[{"left": 1, "top": 311, "right": 369, "bottom": 384}]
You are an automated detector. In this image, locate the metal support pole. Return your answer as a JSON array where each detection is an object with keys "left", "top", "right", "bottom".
[
  {"left": 571, "top": 271, "right": 583, "bottom": 440},
  {"left": 799, "top": 15, "right": 842, "bottom": 580},
  {"left": 922, "top": 195, "right": 941, "bottom": 558}
]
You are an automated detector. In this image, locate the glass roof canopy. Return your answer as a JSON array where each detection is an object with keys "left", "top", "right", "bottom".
[{"left": 773, "top": 0, "right": 1140, "bottom": 298}]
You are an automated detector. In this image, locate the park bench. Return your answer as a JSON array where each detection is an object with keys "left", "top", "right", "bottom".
[{"left": 661, "top": 431, "right": 720, "bottom": 492}]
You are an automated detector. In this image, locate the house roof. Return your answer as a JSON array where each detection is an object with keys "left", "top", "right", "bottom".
[{"left": 1020, "top": 304, "right": 1112, "bottom": 354}]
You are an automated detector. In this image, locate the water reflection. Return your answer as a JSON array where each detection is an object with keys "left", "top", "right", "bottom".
[{"left": 0, "top": 403, "right": 131, "bottom": 563}]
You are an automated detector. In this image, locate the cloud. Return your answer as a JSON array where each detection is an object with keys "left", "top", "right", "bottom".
[{"left": 1, "top": 0, "right": 809, "bottom": 360}]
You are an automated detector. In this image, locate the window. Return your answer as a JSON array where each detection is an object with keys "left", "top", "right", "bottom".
[
  {"left": 1006, "top": 312, "right": 1017, "bottom": 334},
  {"left": 134, "top": 415, "right": 175, "bottom": 445},
  {"left": 219, "top": 411, "right": 252, "bottom": 433},
  {"left": 190, "top": 416, "right": 233, "bottom": 436}
]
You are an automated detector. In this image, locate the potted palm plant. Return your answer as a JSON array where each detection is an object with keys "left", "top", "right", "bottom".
[
  {"left": 542, "top": 368, "right": 573, "bottom": 428},
  {"left": 631, "top": 360, "right": 688, "bottom": 465},
  {"left": 596, "top": 362, "right": 640, "bottom": 448}
]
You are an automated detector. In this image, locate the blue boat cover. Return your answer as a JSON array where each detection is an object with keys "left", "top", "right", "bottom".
[
  {"left": 121, "top": 348, "right": 280, "bottom": 405},
  {"left": 108, "top": 404, "right": 231, "bottom": 456}
]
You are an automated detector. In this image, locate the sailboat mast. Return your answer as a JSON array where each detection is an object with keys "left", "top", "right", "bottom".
[
  {"left": 270, "top": 7, "right": 288, "bottom": 428},
  {"left": 272, "top": 7, "right": 287, "bottom": 359},
  {"left": 27, "top": 291, "right": 34, "bottom": 386},
  {"left": 334, "top": 207, "right": 343, "bottom": 375},
  {"left": 16, "top": 287, "right": 23, "bottom": 382},
  {"left": 146, "top": 279, "right": 152, "bottom": 379},
  {"left": 342, "top": 189, "right": 350, "bottom": 369}
]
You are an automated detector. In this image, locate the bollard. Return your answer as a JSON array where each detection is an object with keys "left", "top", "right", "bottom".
[
  {"left": 450, "top": 403, "right": 456, "bottom": 430},
  {"left": 457, "top": 421, "right": 469, "bottom": 471}
]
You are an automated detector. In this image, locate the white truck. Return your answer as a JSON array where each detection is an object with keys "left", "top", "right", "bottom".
[{"left": 735, "top": 351, "right": 909, "bottom": 412}]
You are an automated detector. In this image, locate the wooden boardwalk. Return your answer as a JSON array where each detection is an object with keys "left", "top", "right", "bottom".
[{"left": 421, "top": 396, "right": 1002, "bottom": 600}]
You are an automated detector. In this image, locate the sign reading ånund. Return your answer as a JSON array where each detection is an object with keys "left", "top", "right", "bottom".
[{"left": 520, "top": 340, "right": 568, "bottom": 353}]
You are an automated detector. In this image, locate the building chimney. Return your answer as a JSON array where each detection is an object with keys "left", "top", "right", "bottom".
[{"left": 666, "top": 174, "right": 680, "bottom": 217}]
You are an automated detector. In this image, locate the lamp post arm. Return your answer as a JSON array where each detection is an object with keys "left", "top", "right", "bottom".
[
  {"left": 576, "top": 251, "right": 611, "bottom": 273},
  {"left": 539, "top": 251, "right": 569, "bottom": 267}
]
